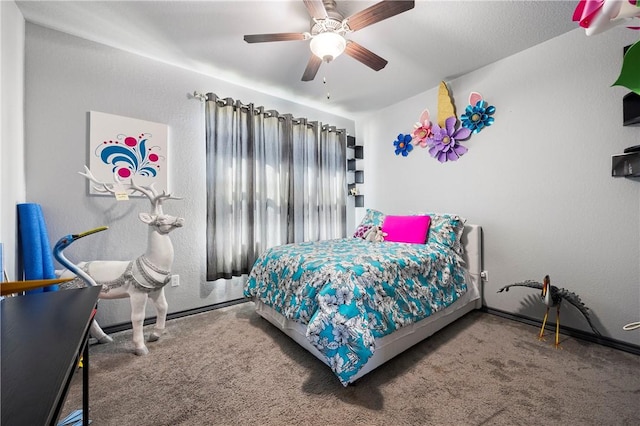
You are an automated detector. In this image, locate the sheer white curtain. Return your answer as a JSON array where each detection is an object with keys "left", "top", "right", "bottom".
[
  {"left": 289, "top": 119, "right": 346, "bottom": 242},
  {"left": 205, "top": 93, "right": 346, "bottom": 281}
]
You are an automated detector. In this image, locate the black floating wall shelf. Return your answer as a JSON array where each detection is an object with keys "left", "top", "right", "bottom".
[
  {"left": 622, "top": 45, "right": 639, "bottom": 127},
  {"left": 623, "top": 92, "right": 640, "bottom": 126},
  {"left": 354, "top": 145, "right": 363, "bottom": 159},
  {"left": 347, "top": 136, "right": 364, "bottom": 207},
  {"left": 612, "top": 151, "right": 640, "bottom": 177}
]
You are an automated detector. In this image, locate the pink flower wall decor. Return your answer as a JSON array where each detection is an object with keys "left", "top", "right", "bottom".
[{"left": 412, "top": 109, "right": 433, "bottom": 148}]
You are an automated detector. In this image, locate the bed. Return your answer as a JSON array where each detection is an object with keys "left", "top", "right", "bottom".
[{"left": 244, "top": 211, "right": 482, "bottom": 386}]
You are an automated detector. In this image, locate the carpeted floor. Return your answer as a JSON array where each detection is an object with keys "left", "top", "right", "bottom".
[{"left": 61, "top": 301, "right": 640, "bottom": 425}]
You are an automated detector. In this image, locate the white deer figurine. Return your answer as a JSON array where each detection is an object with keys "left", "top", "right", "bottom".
[{"left": 58, "top": 166, "right": 184, "bottom": 355}]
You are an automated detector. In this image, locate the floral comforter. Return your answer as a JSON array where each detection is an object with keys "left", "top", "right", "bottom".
[{"left": 244, "top": 237, "right": 469, "bottom": 385}]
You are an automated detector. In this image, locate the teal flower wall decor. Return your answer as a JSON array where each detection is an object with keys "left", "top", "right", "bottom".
[{"left": 461, "top": 98, "right": 496, "bottom": 133}]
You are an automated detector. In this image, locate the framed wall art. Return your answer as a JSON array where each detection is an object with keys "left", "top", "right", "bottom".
[{"left": 88, "top": 111, "right": 169, "bottom": 196}]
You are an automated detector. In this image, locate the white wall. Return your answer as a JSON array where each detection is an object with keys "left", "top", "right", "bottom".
[
  {"left": 23, "top": 23, "right": 355, "bottom": 327},
  {"left": 0, "top": 1, "right": 26, "bottom": 281},
  {"left": 357, "top": 27, "right": 640, "bottom": 345}
]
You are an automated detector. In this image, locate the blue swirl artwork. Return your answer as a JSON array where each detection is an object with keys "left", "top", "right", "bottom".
[{"left": 95, "top": 133, "right": 163, "bottom": 179}]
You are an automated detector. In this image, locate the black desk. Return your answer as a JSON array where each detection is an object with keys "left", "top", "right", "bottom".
[{"left": 1, "top": 286, "right": 101, "bottom": 426}]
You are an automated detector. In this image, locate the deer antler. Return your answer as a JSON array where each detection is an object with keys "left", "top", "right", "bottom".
[
  {"left": 79, "top": 166, "right": 119, "bottom": 195},
  {"left": 129, "top": 179, "right": 182, "bottom": 215},
  {"left": 79, "top": 166, "right": 182, "bottom": 214}
]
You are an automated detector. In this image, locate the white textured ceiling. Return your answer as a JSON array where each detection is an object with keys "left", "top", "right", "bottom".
[{"left": 16, "top": 0, "right": 580, "bottom": 118}]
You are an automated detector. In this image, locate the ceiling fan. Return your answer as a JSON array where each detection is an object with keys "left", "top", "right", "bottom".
[{"left": 243, "top": 0, "right": 415, "bottom": 81}]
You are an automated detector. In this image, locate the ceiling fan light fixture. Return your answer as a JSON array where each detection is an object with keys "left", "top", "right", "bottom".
[{"left": 310, "top": 32, "right": 346, "bottom": 62}]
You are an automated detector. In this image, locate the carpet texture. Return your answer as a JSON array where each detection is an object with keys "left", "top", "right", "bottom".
[{"left": 61, "top": 302, "right": 640, "bottom": 425}]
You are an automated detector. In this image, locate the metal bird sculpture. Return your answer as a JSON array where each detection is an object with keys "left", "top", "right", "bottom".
[
  {"left": 54, "top": 226, "right": 113, "bottom": 346},
  {"left": 54, "top": 226, "right": 109, "bottom": 288},
  {"left": 53, "top": 226, "right": 109, "bottom": 426},
  {"left": 497, "top": 275, "right": 600, "bottom": 348}
]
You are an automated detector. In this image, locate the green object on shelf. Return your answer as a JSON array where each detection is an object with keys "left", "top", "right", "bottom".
[{"left": 613, "top": 40, "right": 640, "bottom": 95}]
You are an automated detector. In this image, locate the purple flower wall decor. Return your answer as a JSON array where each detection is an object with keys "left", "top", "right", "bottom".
[
  {"left": 394, "top": 133, "right": 414, "bottom": 157},
  {"left": 427, "top": 116, "right": 471, "bottom": 163}
]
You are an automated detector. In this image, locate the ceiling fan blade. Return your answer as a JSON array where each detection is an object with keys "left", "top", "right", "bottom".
[
  {"left": 302, "top": 55, "right": 323, "bottom": 81},
  {"left": 303, "top": 0, "right": 328, "bottom": 20},
  {"left": 244, "top": 33, "right": 307, "bottom": 43},
  {"left": 344, "top": 41, "right": 388, "bottom": 71},
  {"left": 346, "top": 0, "right": 415, "bottom": 32}
]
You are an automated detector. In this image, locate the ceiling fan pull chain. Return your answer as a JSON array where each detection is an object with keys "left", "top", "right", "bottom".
[{"left": 324, "top": 76, "right": 331, "bottom": 100}]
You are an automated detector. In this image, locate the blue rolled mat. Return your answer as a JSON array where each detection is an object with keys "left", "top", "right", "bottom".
[{"left": 17, "top": 203, "right": 58, "bottom": 293}]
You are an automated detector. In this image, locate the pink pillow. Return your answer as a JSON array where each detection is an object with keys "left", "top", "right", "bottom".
[{"left": 381, "top": 215, "right": 431, "bottom": 244}]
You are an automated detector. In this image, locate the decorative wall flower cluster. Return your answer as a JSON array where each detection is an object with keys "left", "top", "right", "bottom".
[{"left": 393, "top": 82, "right": 496, "bottom": 163}]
